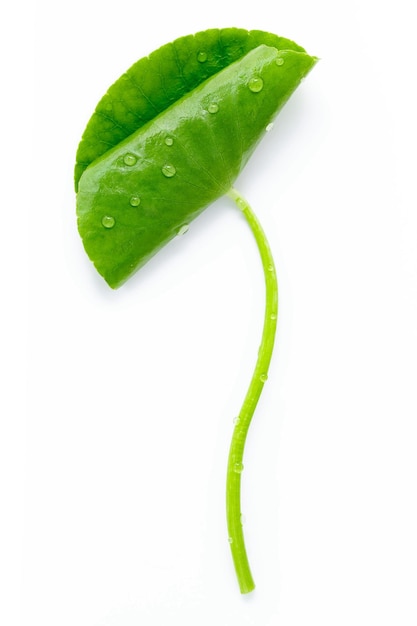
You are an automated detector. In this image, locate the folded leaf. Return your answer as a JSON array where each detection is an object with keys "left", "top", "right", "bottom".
[
  {"left": 75, "top": 28, "right": 308, "bottom": 190},
  {"left": 76, "top": 29, "right": 316, "bottom": 288}
]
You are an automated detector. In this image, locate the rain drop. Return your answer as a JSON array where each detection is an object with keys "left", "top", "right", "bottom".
[
  {"left": 233, "top": 416, "right": 240, "bottom": 426},
  {"left": 101, "top": 215, "right": 115, "bottom": 229},
  {"left": 165, "top": 137, "right": 174, "bottom": 146},
  {"left": 240, "top": 514, "right": 246, "bottom": 526},
  {"left": 270, "top": 312, "right": 277, "bottom": 320},
  {"left": 248, "top": 76, "right": 264, "bottom": 93},
  {"left": 162, "top": 163, "right": 176, "bottom": 178},
  {"left": 228, "top": 537, "right": 233, "bottom": 544},
  {"left": 208, "top": 102, "right": 219, "bottom": 114},
  {"left": 177, "top": 224, "right": 189, "bottom": 236},
  {"left": 123, "top": 153, "right": 137, "bottom": 166},
  {"left": 197, "top": 51, "right": 208, "bottom": 63},
  {"left": 266, "top": 122, "right": 274, "bottom": 132},
  {"left": 129, "top": 196, "right": 141, "bottom": 207},
  {"left": 260, "top": 373, "right": 268, "bottom": 383},
  {"left": 233, "top": 462, "right": 244, "bottom": 474},
  {"left": 276, "top": 56, "right": 285, "bottom": 66}
]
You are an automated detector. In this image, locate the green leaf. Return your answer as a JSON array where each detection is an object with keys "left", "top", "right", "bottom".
[
  {"left": 75, "top": 28, "right": 308, "bottom": 190},
  {"left": 76, "top": 29, "right": 316, "bottom": 288}
]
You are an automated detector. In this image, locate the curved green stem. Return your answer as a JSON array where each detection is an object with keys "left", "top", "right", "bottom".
[{"left": 226, "top": 187, "right": 278, "bottom": 594}]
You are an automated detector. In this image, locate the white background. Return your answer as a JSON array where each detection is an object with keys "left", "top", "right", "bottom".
[{"left": 2, "top": 1, "right": 417, "bottom": 624}]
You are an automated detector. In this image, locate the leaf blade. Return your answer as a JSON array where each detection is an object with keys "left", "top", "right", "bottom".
[
  {"left": 74, "top": 28, "right": 309, "bottom": 190},
  {"left": 76, "top": 44, "right": 317, "bottom": 288}
]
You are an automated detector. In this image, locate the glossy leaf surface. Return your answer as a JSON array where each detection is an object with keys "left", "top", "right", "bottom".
[
  {"left": 75, "top": 28, "right": 307, "bottom": 189},
  {"left": 76, "top": 29, "right": 316, "bottom": 288}
]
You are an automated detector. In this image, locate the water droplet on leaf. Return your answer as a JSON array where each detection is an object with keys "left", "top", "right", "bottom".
[
  {"left": 130, "top": 196, "right": 141, "bottom": 207},
  {"left": 102, "top": 215, "right": 115, "bottom": 229},
  {"left": 177, "top": 224, "right": 189, "bottom": 236},
  {"left": 240, "top": 514, "right": 246, "bottom": 525},
  {"left": 260, "top": 373, "right": 268, "bottom": 383},
  {"left": 123, "top": 153, "right": 137, "bottom": 166},
  {"left": 266, "top": 122, "right": 274, "bottom": 132},
  {"left": 234, "top": 462, "right": 244, "bottom": 474},
  {"left": 228, "top": 536, "right": 233, "bottom": 544},
  {"left": 233, "top": 417, "right": 240, "bottom": 426},
  {"left": 248, "top": 76, "right": 264, "bottom": 93},
  {"left": 165, "top": 137, "right": 174, "bottom": 146},
  {"left": 276, "top": 56, "right": 285, "bottom": 66},
  {"left": 197, "top": 51, "right": 208, "bottom": 63},
  {"left": 208, "top": 102, "right": 219, "bottom": 114},
  {"left": 162, "top": 163, "right": 176, "bottom": 178}
]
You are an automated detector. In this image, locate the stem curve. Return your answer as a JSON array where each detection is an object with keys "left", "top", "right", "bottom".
[{"left": 226, "top": 187, "right": 279, "bottom": 594}]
